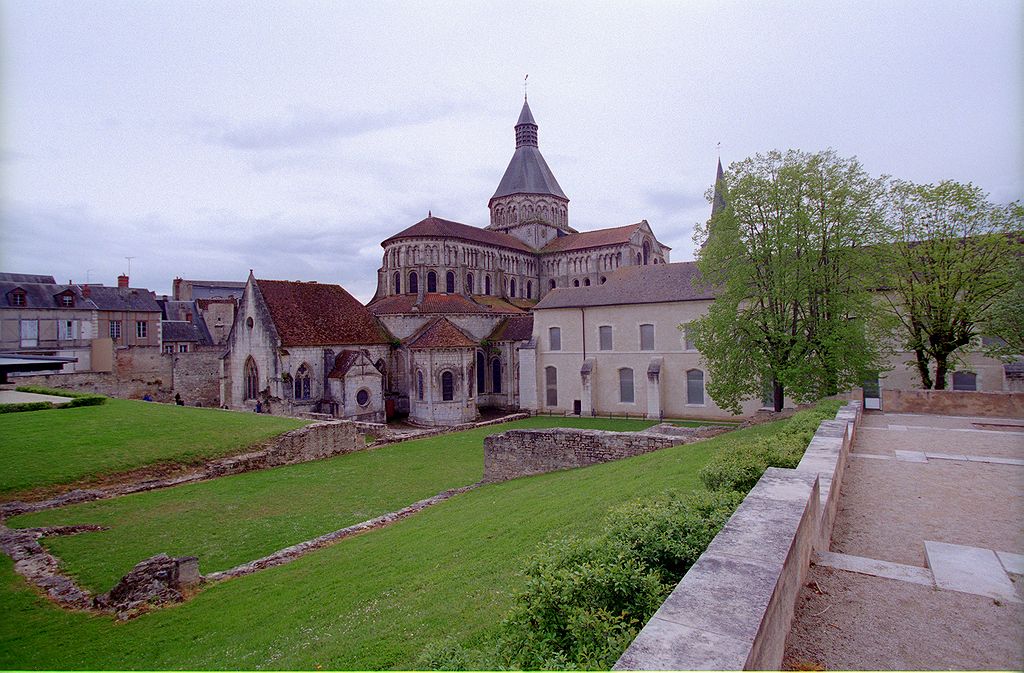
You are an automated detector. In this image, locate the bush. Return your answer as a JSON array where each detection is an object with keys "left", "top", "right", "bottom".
[
  {"left": 0, "top": 401, "right": 54, "bottom": 414},
  {"left": 14, "top": 386, "right": 107, "bottom": 408}
]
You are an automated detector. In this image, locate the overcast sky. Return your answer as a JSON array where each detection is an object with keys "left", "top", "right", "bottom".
[{"left": 2, "top": 0, "right": 1020, "bottom": 302}]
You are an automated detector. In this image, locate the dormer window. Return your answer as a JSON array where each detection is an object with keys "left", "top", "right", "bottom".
[
  {"left": 11, "top": 290, "right": 26, "bottom": 307},
  {"left": 61, "top": 294, "right": 74, "bottom": 307}
]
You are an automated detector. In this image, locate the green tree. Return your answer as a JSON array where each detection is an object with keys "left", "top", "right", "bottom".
[
  {"left": 981, "top": 261, "right": 1024, "bottom": 362},
  {"left": 881, "top": 181, "right": 1022, "bottom": 388},
  {"left": 690, "top": 149, "right": 888, "bottom": 413}
]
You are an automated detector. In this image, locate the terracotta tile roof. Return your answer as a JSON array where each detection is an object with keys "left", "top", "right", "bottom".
[
  {"left": 256, "top": 279, "right": 392, "bottom": 347},
  {"left": 539, "top": 222, "right": 644, "bottom": 254},
  {"left": 406, "top": 317, "right": 477, "bottom": 349},
  {"left": 367, "top": 292, "right": 526, "bottom": 316},
  {"left": 381, "top": 215, "right": 534, "bottom": 253},
  {"left": 534, "top": 261, "right": 717, "bottom": 309},
  {"left": 487, "top": 315, "right": 534, "bottom": 342}
]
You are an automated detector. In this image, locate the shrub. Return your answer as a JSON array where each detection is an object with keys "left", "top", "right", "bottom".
[
  {"left": 14, "top": 386, "right": 107, "bottom": 408},
  {"left": 0, "top": 401, "right": 54, "bottom": 414}
]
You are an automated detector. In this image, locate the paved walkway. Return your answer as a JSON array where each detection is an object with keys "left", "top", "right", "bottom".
[
  {"left": 0, "top": 390, "right": 71, "bottom": 405},
  {"left": 784, "top": 411, "right": 1024, "bottom": 670}
]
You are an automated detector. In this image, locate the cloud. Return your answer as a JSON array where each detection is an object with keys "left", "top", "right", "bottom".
[{"left": 643, "top": 187, "right": 708, "bottom": 215}]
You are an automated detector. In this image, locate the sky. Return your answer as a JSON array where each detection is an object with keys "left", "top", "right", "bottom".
[{"left": 1, "top": 0, "right": 1021, "bottom": 302}]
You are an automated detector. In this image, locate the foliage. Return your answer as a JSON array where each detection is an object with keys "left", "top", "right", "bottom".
[
  {"left": 498, "top": 489, "right": 744, "bottom": 670},
  {"left": 692, "top": 150, "right": 888, "bottom": 413},
  {"left": 700, "top": 401, "right": 841, "bottom": 492},
  {"left": 0, "top": 402, "right": 54, "bottom": 414},
  {"left": 980, "top": 253, "right": 1024, "bottom": 362},
  {"left": 15, "top": 386, "right": 104, "bottom": 398},
  {"left": 880, "top": 181, "right": 1023, "bottom": 388}
]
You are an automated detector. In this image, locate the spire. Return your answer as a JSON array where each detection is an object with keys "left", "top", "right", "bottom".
[
  {"left": 515, "top": 99, "right": 538, "bottom": 148},
  {"left": 711, "top": 157, "right": 727, "bottom": 218}
]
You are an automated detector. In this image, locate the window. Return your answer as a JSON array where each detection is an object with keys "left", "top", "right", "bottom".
[
  {"left": 549, "top": 326, "right": 561, "bottom": 351},
  {"left": 510, "top": 278, "right": 516, "bottom": 297},
  {"left": 294, "top": 363, "right": 311, "bottom": 399},
  {"left": 545, "top": 366, "right": 558, "bottom": 407},
  {"left": 491, "top": 358, "right": 502, "bottom": 394},
  {"left": 573, "top": 279, "right": 580, "bottom": 287},
  {"left": 244, "top": 357, "right": 259, "bottom": 400},
  {"left": 11, "top": 291, "right": 26, "bottom": 307},
  {"left": 640, "top": 323, "right": 655, "bottom": 350},
  {"left": 687, "top": 369, "right": 705, "bottom": 405},
  {"left": 445, "top": 271, "right": 455, "bottom": 293},
  {"left": 136, "top": 321, "right": 148, "bottom": 339},
  {"left": 600, "top": 276, "right": 606, "bottom": 284},
  {"left": 356, "top": 389, "right": 370, "bottom": 406},
  {"left": 165, "top": 345, "right": 174, "bottom": 354},
  {"left": 683, "top": 323, "right": 696, "bottom": 351},
  {"left": 466, "top": 273, "right": 474, "bottom": 293},
  {"left": 485, "top": 275, "right": 491, "bottom": 295},
  {"left": 526, "top": 281, "right": 532, "bottom": 299},
  {"left": 393, "top": 271, "right": 401, "bottom": 294},
  {"left": 476, "top": 351, "right": 485, "bottom": 394},
  {"left": 58, "top": 319, "right": 78, "bottom": 341},
  {"left": 246, "top": 316, "right": 254, "bottom": 329},
  {"left": 619, "top": 368, "right": 634, "bottom": 403},
  {"left": 109, "top": 320, "right": 122, "bottom": 340},
  {"left": 427, "top": 271, "right": 437, "bottom": 293},
  {"left": 417, "top": 370, "right": 425, "bottom": 400},
  {"left": 584, "top": 278, "right": 591, "bottom": 286},
  {"left": 20, "top": 319, "right": 38, "bottom": 347},
  {"left": 599, "top": 326, "right": 613, "bottom": 351},
  {"left": 637, "top": 252, "right": 642, "bottom": 265},
  {"left": 61, "top": 294, "right": 74, "bottom": 307},
  {"left": 549, "top": 279, "right": 556, "bottom": 290},
  {"left": 441, "top": 371, "right": 454, "bottom": 401},
  {"left": 643, "top": 240, "right": 651, "bottom": 265},
  {"left": 408, "top": 271, "right": 419, "bottom": 294},
  {"left": 179, "top": 344, "right": 188, "bottom": 353},
  {"left": 952, "top": 371, "right": 977, "bottom": 391}
]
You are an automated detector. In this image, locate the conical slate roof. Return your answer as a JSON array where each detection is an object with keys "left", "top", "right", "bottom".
[{"left": 490, "top": 100, "right": 568, "bottom": 203}]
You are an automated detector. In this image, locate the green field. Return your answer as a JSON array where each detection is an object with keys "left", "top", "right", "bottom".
[
  {"left": 0, "top": 417, "right": 783, "bottom": 670},
  {"left": 9, "top": 416, "right": 661, "bottom": 592},
  {"left": 0, "top": 399, "right": 307, "bottom": 495}
]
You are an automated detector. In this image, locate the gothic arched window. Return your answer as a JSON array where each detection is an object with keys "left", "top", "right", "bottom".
[
  {"left": 466, "top": 273, "right": 474, "bottom": 294},
  {"left": 476, "top": 350, "right": 485, "bottom": 394},
  {"left": 244, "top": 357, "right": 259, "bottom": 400},
  {"left": 526, "top": 281, "right": 532, "bottom": 299},
  {"left": 427, "top": 271, "right": 437, "bottom": 293},
  {"left": 445, "top": 271, "right": 455, "bottom": 293},
  {"left": 416, "top": 370, "right": 424, "bottom": 400},
  {"left": 294, "top": 363, "right": 311, "bottom": 400},
  {"left": 409, "top": 271, "right": 419, "bottom": 294},
  {"left": 643, "top": 240, "right": 651, "bottom": 265}
]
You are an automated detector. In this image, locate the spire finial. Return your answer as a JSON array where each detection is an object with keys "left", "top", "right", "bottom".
[
  {"left": 524, "top": 73, "right": 528, "bottom": 101},
  {"left": 716, "top": 141, "right": 721, "bottom": 159},
  {"left": 428, "top": 210, "right": 432, "bottom": 218}
]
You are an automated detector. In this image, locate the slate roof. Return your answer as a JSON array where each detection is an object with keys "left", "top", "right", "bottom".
[
  {"left": 539, "top": 222, "right": 646, "bottom": 254},
  {"left": 367, "top": 292, "right": 526, "bottom": 316},
  {"left": 405, "top": 317, "right": 477, "bottom": 349},
  {"left": 382, "top": 215, "right": 534, "bottom": 253},
  {"left": 161, "top": 320, "right": 204, "bottom": 343},
  {"left": 487, "top": 315, "right": 534, "bottom": 342},
  {"left": 255, "top": 279, "right": 392, "bottom": 347},
  {"left": 1, "top": 282, "right": 91, "bottom": 309},
  {"left": 534, "top": 261, "right": 717, "bottom": 309},
  {"left": 86, "top": 285, "right": 163, "bottom": 312},
  {"left": 0, "top": 273, "right": 57, "bottom": 284}
]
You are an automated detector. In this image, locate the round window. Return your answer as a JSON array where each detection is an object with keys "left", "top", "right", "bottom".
[{"left": 356, "top": 389, "right": 370, "bottom": 407}]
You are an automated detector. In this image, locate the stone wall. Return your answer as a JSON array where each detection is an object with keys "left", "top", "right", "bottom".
[
  {"left": 169, "top": 347, "right": 223, "bottom": 407},
  {"left": 483, "top": 426, "right": 716, "bottom": 483},
  {"left": 881, "top": 389, "right": 1024, "bottom": 417}
]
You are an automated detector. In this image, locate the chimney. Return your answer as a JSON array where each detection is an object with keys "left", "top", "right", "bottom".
[
  {"left": 82, "top": 285, "right": 91, "bottom": 298},
  {"left": 185, "top": 312, "right": 193, "bottom": 322},
  {"left": 118, "top": 274, "right": 129, "bottom": 289}
]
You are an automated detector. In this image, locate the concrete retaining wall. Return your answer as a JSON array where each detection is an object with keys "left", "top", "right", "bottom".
[
  {"left": 615, "top": 401, "right": 862, "bottom": 671},
  {"left": 881, "top": 389, "right": 1024, "bottom": 418}
]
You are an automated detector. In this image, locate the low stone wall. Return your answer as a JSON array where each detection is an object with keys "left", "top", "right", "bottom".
[
  {"left": 482, "top": 424, "right": 728, "bottom": 483},
  {"left": 615, "top": 401, "right": 862, "bottom": 671},
  {"left": 881, "top": 389, "right": 1024, "bottom": 418}
]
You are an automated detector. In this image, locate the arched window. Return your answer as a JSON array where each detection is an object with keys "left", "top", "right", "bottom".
[
  {"left": 952, "top": 371, "right": 977, "bottom": 391},
  {"left": 408, "top": 271, "right": 419, "bottom": 294},
  {"left": 510, "top": 278, "right": 516, "bottom": 297},
  {"left": 600, "top": 276, "right": 607, "bottom": 284},
  {"left": 619, "top": 368, "right": 634, "bottom": 403},
  {"left": 484, "top": 275, "right": 491, "bottom": 295},
  {"left": 643, "top": 240, "right": 651, "bottom": 265},
  {"left": 441, "top": 371, "right": 454, "bottom": 401},
  {"left": 545, "top": 366, "right": 558, "bottom": 407},
  {"left": 549, "top": 326, "right": 561, "bottom": 351},
  {"left": 573, "top": 279, "right": 580, "bottom": 287},
  {"left": 687, "top": 369, "right": 705, "bottom": 405},
  {"left": 446, "top": 271, "right": 455, "bottom": 293},
  {"left": 294, "top": 363, "right": 311, "bottom": 400},
  {"left": 584, "top": 278, "right": 591, "bottom": 286},
  {"left": 526, "top": 281, "right": 533, "bottom": 299},
  {"left": 640, "top": 323, "right": 655, "bottom": 351},
  {"left": 244, "top": 357, "right": 259, "bottom": 400},
  {"left": 466, "top": 273, "right": 474, "bottom": 294},
  {"left": 636, "top": 252, "right": 642, "bottom": 265},
  {"left": 427, "top": 271, "right": 437, "bottom": 293},
  {"left": 416, "top": 370, "right": 424, "bottom": 400},
  {"left": 549, "top": 279, "right": 556, "bottom": 290},
  {"left": 392, "top": 271, "right": 401, "bottom": 294},
  {"left": 491, "top": 358, "right": 502, "bottom": 394},
  {"left": 476, "top": 350, "right": 485, "bottom": 394}
]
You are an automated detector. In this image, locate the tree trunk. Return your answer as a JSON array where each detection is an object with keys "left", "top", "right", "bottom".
[
  {"left": 913, "top": 348, "right": 933, "bottom": 389},
  {"left": 773, "top": 380, "right": 785, "bottom": 413},
  {"left": 934, "top": 356, "right": 948, "bottom": 390}
]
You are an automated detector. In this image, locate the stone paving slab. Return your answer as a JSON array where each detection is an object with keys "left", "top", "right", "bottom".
[
  {"left": 997, "top": 550, "right": 1024, "bottom": 576},
  {"left": 815, "top": 550, "right": 934, "bottom": 587},
  {"left": 925, "top": 541, "right": 1022, "bottom": 603},
  {"left": 894, "top": 449, "right": 927, "bottom": 462}
]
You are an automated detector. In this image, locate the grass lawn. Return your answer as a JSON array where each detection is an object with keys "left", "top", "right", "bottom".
[
  {"left": 0, "top": 417, "right": 782, "bottom": 670},
  {"left": 8, "top": 416, "right": 661, "bottom": 593},
  {"left": 0, "top": 399, "right": 307, "bottom": 496}
]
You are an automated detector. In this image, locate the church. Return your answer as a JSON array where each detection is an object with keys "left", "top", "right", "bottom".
[{"left": 223, "top": 97, "right": 679, "bottom": 425}]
